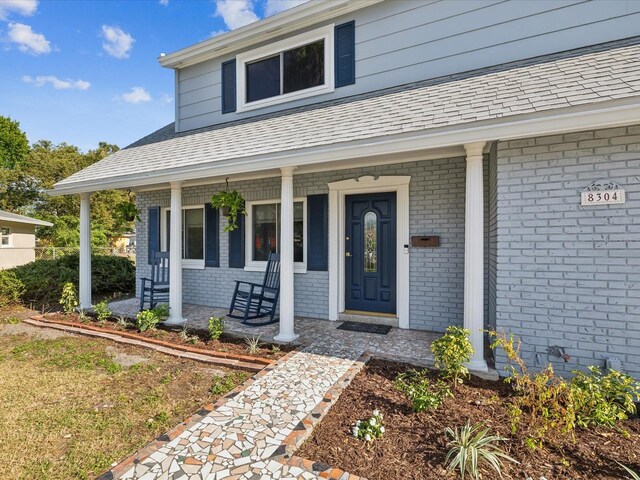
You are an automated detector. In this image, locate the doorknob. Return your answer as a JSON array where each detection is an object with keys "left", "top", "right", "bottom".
[{"left": 345, "top": 252, "right": 352, "bottom": 257}]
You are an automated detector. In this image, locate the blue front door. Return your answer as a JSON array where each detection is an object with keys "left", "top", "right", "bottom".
[{"left": 345, "top": 192, "right": 396, "bottom": 314}]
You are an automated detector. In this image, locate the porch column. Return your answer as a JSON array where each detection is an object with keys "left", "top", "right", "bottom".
[
  {"left": 79, "top": 192, "right": 92, "bottom": 310},
  {"left": 464, "top": 142, "right": 488, "bottom": 372},
  {"left": 275, "top": 166, "right": 298, "bottom": 342},
  {"left": 167, "top": 181, "right": 184, "bottom": 324}
]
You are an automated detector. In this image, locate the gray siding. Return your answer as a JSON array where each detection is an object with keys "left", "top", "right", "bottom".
[
  {"left": 136, "top": 156, "right": 491, "bottom": 332},
  {"left": 177, "top": 0, "right": 640, "bottom": 131},
  {"left": 494, "top": 125, "right": 640, "bottom": 378}
]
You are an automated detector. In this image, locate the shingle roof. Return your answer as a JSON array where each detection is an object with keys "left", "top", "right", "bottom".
[
  {"left": 56, "top": 37, "right": 640, "bottom": 190},
  {"left": 0, "top": 210, "right": 53, "bottom": 227}
]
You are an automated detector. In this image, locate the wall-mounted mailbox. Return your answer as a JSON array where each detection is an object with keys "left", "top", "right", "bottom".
[{"left": 411, "top": 236, "right": 440, "bottom": 247}]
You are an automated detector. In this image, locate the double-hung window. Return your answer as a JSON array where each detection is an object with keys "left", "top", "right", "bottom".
[
  {"left": 161, "top": 206, "right": 205, "bottom": 268},
  {"left": 236, "top": 25, "right": 334, "bottom": 112},
  {"left": 245, "top": 199, "right": 306, "bottom": 272},
  {"left": 0, "top": 227, "right": 11, "bottom": 247}
]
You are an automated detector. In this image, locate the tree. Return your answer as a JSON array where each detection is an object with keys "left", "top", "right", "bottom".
[{"left": 0, "top": 116, "right": 29, "bottom": 169}]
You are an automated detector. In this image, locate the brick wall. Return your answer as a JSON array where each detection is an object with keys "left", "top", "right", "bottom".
[{"left": 495, "top": 125, "right": 640, "bottom": 378}]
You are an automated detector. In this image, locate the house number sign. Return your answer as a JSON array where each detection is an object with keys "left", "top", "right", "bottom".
[{"left": 581, "top": 180, "right": 625, "bottom": 206}]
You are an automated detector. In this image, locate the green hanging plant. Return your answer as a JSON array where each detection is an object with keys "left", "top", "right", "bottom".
[
  {"left": 115, "top": 201, "right": 141, "bottom": 223},
  {"left": 211, "top": 188, "right": 246, "bottom": 232}
]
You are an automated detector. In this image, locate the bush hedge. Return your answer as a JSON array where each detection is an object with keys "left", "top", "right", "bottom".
[
  {"left": 0, "top": 270, "right": 25, "bottom": 309},
  {"left": 9, "top": 254, "right": 135, "bottom": 308}
]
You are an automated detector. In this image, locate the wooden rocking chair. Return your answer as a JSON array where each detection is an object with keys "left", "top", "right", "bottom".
[
  {"left": 139, "top": 251, "right": 170, "bottom": 311},
  {"left": 228, "top": 252, "right": 280, "bottom": 326}
]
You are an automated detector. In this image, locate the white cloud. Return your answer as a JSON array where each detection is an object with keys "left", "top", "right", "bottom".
[
  {"left": 101, "top": 25, "right": 134, "bottom": 59},
  {"left": 0, "top": 0, "right": 37, "bottom": 20},
  {"left": 214, "top": 0, "right": 259, "bottom": 30},
  {"left": 7, "top": 22, "right": 50, "bottom": 55},
  {"left": 22, "top": 75, "right": 90, "bottom": 90},
  {"left": 159, "top": 0, "right": 168, "bottom": 5},
  {"left": 264, "top": 0, "right": 307, "bottom": 16},
  {"left": 120, "top": 87, "right": 151, "bottom": 104},
  {"left": 159, "top": 93, "right": 173, "bottom": 105}
]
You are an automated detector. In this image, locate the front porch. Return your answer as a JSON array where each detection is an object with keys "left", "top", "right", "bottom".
[{"left": 109, "top": 297, "right": 440, "bottom": 366}]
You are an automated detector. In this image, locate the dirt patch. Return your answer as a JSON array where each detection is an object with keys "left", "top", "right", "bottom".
[
  {"left": 0, "top": 322, "right": 72, "bottom": 340},
  {"left": 105, "top": 345, "right": 149, "bottom": 368},
  {"left": 297, "top": 359, "right": 640, "bottom": 480}
]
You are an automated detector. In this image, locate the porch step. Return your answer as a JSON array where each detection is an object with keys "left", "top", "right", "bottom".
[{"left": 338, "top": 311, "right": 399, "bottom": 328}]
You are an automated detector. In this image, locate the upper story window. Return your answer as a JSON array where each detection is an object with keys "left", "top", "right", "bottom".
[{"left": 236, "top": 25, "right": 335, "bottom": 112}]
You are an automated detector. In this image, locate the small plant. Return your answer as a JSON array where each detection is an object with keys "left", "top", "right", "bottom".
[
  {"left": 618, "top": 462, "right": 640, "bottom": 480},
  {"left": 444, "top": 420, "right": 518, "bottom": 479},
  {"left": 136, "top": 309, "right": 160, "bottom": 332},
  {"left": 116, "top": 315, "right": 128, "bottom": 329},
  {"left": 77, "top": 308, "right": 89, "bottom": 323},
  {"left": 151, "top": 304, "right": 170, "bottom": 320},
  {"left": 352, "top": 409, "right": 385, "bottom": 442},
  {"left": 271, "top": 344, "right": 281, "bottom": 355},
  {"left": 94, "top": 300, "right": 112, "bottom": 325},
  {"left": 1, "top": 315, "right": 21, "bottom": 325},
  {"left": 208, "top": 316, "right": 224, "bottom": 340},
  {"left": 179, "top": 325, "right": 199, "bottom": 344},
  {"left": 431, "top": 326, "right": 474, "bottom": 387},
  {"left": 244, "top": 334, "right": 262, "bottom": 354},
  {"left": 59, "top": 282, "right": 78, "bottom": 313},
  {"left": 211, "top": 190, "right": 246, "bottom": 232},
  {"left": 395, "top": 369, "right": 453, "bottom": 412}
]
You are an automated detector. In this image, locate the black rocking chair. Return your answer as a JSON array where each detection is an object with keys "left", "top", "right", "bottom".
[
  {"left": 228, "top": 252, "right": 280, "bottom": 326},
  {"left": 139, "top": 251, "right": 170, "bottom": 311}
]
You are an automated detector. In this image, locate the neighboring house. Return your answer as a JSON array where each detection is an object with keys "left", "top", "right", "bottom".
[
  {"left": 0, "top": 211, "right": 53, "bottom": 269},
  {"left": 52, "top": 0, "right": 640, "bottom": 377}
]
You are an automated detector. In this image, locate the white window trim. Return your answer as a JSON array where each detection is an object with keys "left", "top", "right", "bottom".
[
  {"left": 0, "top": 226, "right": 11, "bottom": 248},
  {"left": 160, "top": 205, "right": 206, "bottom": 270},
  {"left": 244, "top": 197, "right": 307, "bottom": 274},
  {"left": 235, "top": 24, "right": 335, "bottom": 113}
]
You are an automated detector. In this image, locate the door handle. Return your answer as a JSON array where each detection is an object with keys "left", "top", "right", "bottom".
[{"left": 345, "top": 252, "right": 352, "bottom": 257}]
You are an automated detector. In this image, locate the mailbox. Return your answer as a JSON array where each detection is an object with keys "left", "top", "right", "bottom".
[{"left": 411, "top": 236, "right": 440, "bottom": 247}]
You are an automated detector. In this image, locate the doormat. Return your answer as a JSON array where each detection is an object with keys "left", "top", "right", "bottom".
[{"left": 337, "top": 321, "right": 392, "bottom": 335}]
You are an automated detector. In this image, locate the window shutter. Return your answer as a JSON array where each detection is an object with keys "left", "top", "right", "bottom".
[
  {"left": 335, "top": 21, "right": 355, "bottom": 88},
  {"left": 205, "top": 204, "right": 220, "bottom": 267},
  {"left": 221, "top": 59, "right": 236, "bottom": 114},
  {"left": 228, "top": 214, "right": 245, "bottom": 268},
  {"left": 148, "top": 206, "right": 160, "bottom": 265},
  {"left": 306, "top": 194, "right": 328, "bottom": 271}
]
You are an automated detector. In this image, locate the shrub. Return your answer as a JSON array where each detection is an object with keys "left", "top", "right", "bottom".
[
  {"left": 352, "top": 410, "right": 385, "bottom": 442},
  {"left": 60, "top": 282, "right": 79, "bottom": 313},
  {"left": 9, "top": 254, "right": 135, "bottom": 308},
  {"left": 395, "top": 369, "right": 453, "bottom": 412},
  {"left": 151, "top": 304, "right": 169, "bottom": 320},
  {"left": 208, "top": 316, "right": 224, "bottom": 340},
  {"left": 570, "top": 366, "right": 640, "bottom": 428},
  {"left": 444, "top": 420, "right": 518, "bottom": 480},
  {"left": 431, "top": 326, "right": 474, "bottom": 387},
  {"left": 136, "top": 309, "right": 160, "bottom": 332},
  {"left": 244, "top": 335, "right": 262, "bottom": 354},
  {"left": 0, "top": 270, "right": 24, "bottom": 308},
  {"left": 93, "top": 300, "right": 112, "bottom": 324}
]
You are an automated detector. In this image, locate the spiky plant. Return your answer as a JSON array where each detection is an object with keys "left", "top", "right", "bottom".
[
  {"left": 244, "top": 335, "right": 262, "bottom": 354},
  {"left": 618, "top": 462, "right": 640, "bottom": 480}
]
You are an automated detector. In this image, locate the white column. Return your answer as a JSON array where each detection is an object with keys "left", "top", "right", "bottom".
[
  {"left": 166, "top": 181, "right": 184, "bottom": 324},
  {"left": 275, "top": 166, "right": 298, "bottom": 342},
  {"left": 79, "top": 192, "right": 92, "bottom": 310},
  {"left": 464, "top": 142, "right": 488, "bottom": 372}
]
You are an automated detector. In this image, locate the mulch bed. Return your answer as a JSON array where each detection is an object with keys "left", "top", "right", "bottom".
[
  {"left": 41, "top": 312, "right": 295, "bottom": 361},
  {"left": 297, "top": 359, "right": 640, "bottom": 480}
]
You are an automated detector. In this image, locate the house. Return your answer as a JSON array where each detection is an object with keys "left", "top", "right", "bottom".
[
  {"left": 0, "top": 210, "right": 53, "bottom": 269},
  {"left": 51, "top": 0, "right": 640, "bottom": 377}
]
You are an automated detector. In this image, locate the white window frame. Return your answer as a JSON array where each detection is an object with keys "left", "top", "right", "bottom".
[
  {"left": 160, "top": 205, "right": 206, "bottom": 269},
  {"left": 236, "top": 24, "right": 335, "bottom": 113},
  {"left": 0, "top": 226, "right": 11, "bottom": 248},
  {"left": 244, "top": 198, "right": 307, "bottom": 273}
]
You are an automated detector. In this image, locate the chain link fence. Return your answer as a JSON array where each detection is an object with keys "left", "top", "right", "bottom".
[{"left": 34, "top": 246, "right": 135, "bottom": 262}]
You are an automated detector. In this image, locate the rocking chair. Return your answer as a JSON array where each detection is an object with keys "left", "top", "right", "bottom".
[
  {"left": 228, "top": 252, "right": 280, "bottom": 326},
  {"left": 139, "top": 251, "right": 169, "bottom": 311}
]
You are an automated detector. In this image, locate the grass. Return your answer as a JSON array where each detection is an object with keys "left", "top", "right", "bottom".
[{"left": 0, "top": 330, "right": 246, "bottom": 480}]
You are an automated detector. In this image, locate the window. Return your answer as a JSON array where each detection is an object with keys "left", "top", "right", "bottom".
[
  {"left": 236, "top": 25, "right": 334, "bottom": 112},
  {"left": 0, "top": 227, "right": 10, "bottom": 247},
  {"left": 246, "top": 199, "right": 306, "bottom": 271},
  {"left": 161, "top": 207, "right": 205, "bottom": 268}
]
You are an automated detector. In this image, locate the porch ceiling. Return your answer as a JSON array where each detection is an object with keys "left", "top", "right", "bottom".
[{"left": 52, "top": 36, "right": 640, "bottom": 195}]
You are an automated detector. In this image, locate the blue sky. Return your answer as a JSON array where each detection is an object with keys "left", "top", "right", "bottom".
[{"left": 0, "top": 0, "right": 305, "bottom": 152}]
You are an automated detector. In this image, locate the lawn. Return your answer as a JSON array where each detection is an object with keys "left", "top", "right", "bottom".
[{"left": 0, "top": 318, "right": 248, "bottom": 480}]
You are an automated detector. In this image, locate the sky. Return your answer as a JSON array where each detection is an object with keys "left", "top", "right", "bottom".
[{"left": 0, "top": 0, "right": 307, "bottom": 152}]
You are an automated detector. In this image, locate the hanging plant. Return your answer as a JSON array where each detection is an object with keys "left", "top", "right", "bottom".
[
  {"left": 115, "top": 191, "right": 141, "bottom": 223},
  {"left": 211, "top": 179, "right": 246, "bottom": 232}
]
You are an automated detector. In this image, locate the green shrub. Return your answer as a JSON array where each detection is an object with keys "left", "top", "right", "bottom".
[
  {"left": 93, "top": 300, "right": 112, "bottom": 324},
  {"left": 9, "top": 253, "right": 135, "bottom": 308},
  {"left": 60, "top": 282, "right": 78, "bottom": 313},
  {"left": 136, "top": 310, "right": 160, "bottom": 332},
  {"left": 431, "top": 326, "right": 474, "bottom": 387},
  {"left": 151, "top": 304, "right": 169, "bottom": 320},
  {"left": 571, "top": 366, "right": 640, "bottom": 428},
  {"left": 352, "top": 410, "right": 385, "bottom": 442},
  {"left": 208, "top": 316, "right": 224, "bottom": 340},
  {"left": 395, "top": 369, "right": 453, "bottom": 412},
  {"left": 0, "top": 270, "right": 24, "bottom": 308}
]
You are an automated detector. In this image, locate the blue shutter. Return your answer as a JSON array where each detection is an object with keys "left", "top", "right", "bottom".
[
  {"left": 148, "top": 207, "right": 160, "bottom": 264},
  {"left": 205, "top": 204, "right": 220, "bottom": 267},
  {"left": 228, "top": 214, "right": 245, "bottom": 268},
  {"left": 221, "top": 59, "right": 236, "bottom": 114},
  {"left": 335, "top": 21, "right": 355, "bottom": 88},
  {"left": 306, "top": 194, "right": 328, "bottom": 271}
]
